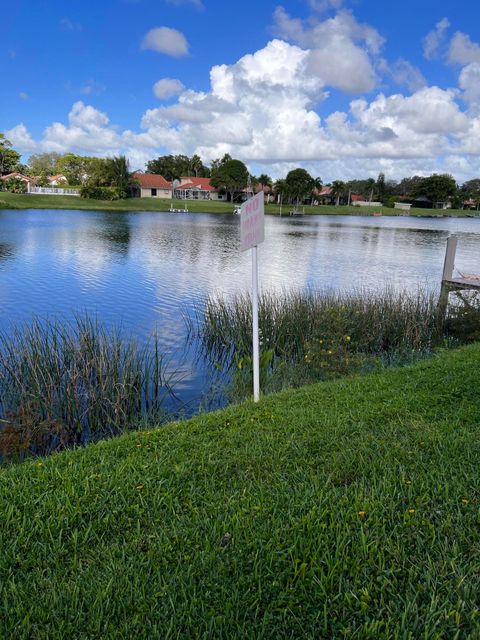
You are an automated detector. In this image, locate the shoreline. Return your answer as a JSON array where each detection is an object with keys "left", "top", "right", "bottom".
[{"left": 1, "top": 192, "right": 479, "bottom": 218}]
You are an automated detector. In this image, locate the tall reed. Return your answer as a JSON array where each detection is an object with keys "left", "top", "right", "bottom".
[
  {"left": 0, "top": 316, "right": 172, "bottom": 458},
  {"left": 194, "top": 287, "right": 443, "bottom": 366}
]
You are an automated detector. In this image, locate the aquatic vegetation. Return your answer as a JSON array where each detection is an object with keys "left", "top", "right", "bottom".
[
  {"left": 0, "top": 316, "right": 173, "bottom": 459},
  {"left": 193, "top": 287, "right": 450, "bottom": 398}
]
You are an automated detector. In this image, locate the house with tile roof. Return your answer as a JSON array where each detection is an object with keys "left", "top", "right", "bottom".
[
  {"left": 173, "top": 177, "right": 226, "bottom": 201},
  {"left": 0, "top": 172, "right": 35, "bottom": 186},
  {"left": 48, "top": 174, "right": 67, "bottom": 186},
  {"left": 132, "top": 172, "right": 173, "bottom": 199}
]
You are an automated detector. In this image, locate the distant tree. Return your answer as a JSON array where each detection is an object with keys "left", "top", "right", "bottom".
[
  {"left": 397, "top": 176, "right": 425, "bottom": 197},
  {"left": 57, "top": 153, "right": 89, "bottom": 185},
  {"left": 365, "top": 178, "right": 376, "bottom": 201},
  {"left": 376, "top": 172, "right": 386, "bottom": 201},
  {"left": 210, "top": 159, "right": 249, "bottom": 202},
  {"left": 146, "top": 155, "right": 190, "bottom": 182},
  {"left": 460, "top": 179, "right": 480, "bottom": 197},
  {"left": 413, "top": 174, "right": 457, "bottom": 204},
  {"left": 189, "top": 154, "right": 210, "bottom": 177},
  {"left": 331, "top": 180, "right": 346, "bottom": 206},
  {"left": 27, "top": 152, "right": 62, "bottom": 177},
  {"left": 210, "top": 154, "right": 233, "bottom": 174},
  {"left": 83, "top": 157, "right": 111, "bottom": 187},
  {"left": 273, "top": 179, "right": 287, "bottom": 203},
  {"left": 105, "top": 156, "right": 137, "bottom": 196},
  {"left": 0, "top": 134, "right": 21, "bottom": 175},
  {"left": 257, "top": 174, "right": 273, "bottom": 188},
  {"left": 36, "top": 174, "right": 51, "bottom": 187},
  {"left": 2, "top": 176, "right": 27, "bottom": 193},
  {"left": 285, "top": 168, "right": 315, "bottom": 204}
]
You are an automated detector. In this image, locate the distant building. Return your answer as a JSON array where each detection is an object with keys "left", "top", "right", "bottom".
[
  {"left": 317, "top": 186, "right": 335, "bottom": 205},
  {"left": 48, "top": 174, "right": 67, "bottom": 186},
  {"left": 132, "top": 172, "right": 172, "bottom": 199},
  {"left": 0, "top": 172, "right": 35, "bottom": 186},
  {"left": 350, "top": 194, "right": 366, "bottom": 203},
  {"left": 173, "top": 177, "right": 226, "bottom": 200}
]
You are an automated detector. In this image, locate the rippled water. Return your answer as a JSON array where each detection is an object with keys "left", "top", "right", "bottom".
[{"left": 1, "top": 209, "right": 479, "bottom": 409}]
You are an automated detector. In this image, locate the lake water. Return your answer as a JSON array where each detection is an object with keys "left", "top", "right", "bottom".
[{"left": 1, "top": 209, "right": 480, "bottom": 410}]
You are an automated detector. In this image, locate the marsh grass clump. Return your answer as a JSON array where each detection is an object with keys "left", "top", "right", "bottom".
[
  {"left": 193, "top": 287, "right": 446, "bottom": 398},
  {"left": 0, "top": 316, "right": 172, "bottom": 459}
]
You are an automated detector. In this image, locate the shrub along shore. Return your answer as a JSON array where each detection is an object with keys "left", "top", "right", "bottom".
[
  {"left": 1, "top": 343, "right": 480, "bottom": 638},
  {"left": 0, "top": 191, "right": 478, "bottom": 216}
]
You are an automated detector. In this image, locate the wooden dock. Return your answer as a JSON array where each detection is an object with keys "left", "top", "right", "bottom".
[
  {"left": 441, "top": 235, "right": 480, "bottom": 291},
  {"left": 438, "top": 235, "right": 480, "bottom": 321}
]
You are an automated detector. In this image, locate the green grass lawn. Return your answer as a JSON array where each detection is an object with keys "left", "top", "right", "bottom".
[
  {"left": 1, "top": 191, "right": 477, "bottom": 217},
  {"left": 1, "top": 344, "right": 480, "bottom": 638}
]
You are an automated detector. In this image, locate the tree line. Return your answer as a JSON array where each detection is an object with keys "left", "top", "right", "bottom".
[{"left": 1, "top": 133, "right": 480, "bottom": 206}]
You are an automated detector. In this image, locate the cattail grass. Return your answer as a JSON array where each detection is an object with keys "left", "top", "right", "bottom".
[{"left": 0, "top": 316, "right": 173, "bottom": 458}]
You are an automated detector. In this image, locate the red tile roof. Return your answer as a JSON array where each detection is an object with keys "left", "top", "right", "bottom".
[
  {"left": 255, "top": 184, "right": 272, "bottom": 194},
  {"left": 0, "top": 172, "right": 33, "bottom": 182},
  {"left": 134, "top": 172, "right": 171, "bottom": 189},
  {"left": 350, "top": 194, "right": 365, "bottom": 202},
  {"left": 319, "top": 187, "right": 333, "bottom": 196},
  {"left": 179, "top": 177, "right": 215, "bottom": 191}
]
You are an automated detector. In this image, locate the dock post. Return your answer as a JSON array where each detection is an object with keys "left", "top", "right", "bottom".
[
  {"left": 442, "top": 234, "right": 457, "bottom": 282},
  {"left": 438, "top": 235, "right": 458, "bottom": 330}
]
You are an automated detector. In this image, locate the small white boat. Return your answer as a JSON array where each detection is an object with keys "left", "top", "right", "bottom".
[{"left": 170, "top": 204, "right": 189, "bottom": 213}]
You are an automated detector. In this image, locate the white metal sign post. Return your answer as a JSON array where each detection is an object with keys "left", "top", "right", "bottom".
[{"left": 240, "top": 191, "right": 265, "bottom": 402}]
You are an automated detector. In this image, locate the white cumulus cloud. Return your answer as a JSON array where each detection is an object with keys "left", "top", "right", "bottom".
[
  {"left": 272, "top": 6, "right": 383, "bottom": 93},
  {"left": 388, "top": 58, "right": 426, "bottom": 93},
  {"left": 7, "top": 12, "right": 480, "bottom": 184},
  {"left": 459, "top": 63, "right": 480, "bottom": 109},
  {"left": 153, "top": 78, "right": 185, "bottom": 99},
  {"left": 141, "top": 27, "right": 189, "bottom": 57},
  {"left": 423, "top": 18, "right": 450, "bottom": 60},
  {"left": 448, "top": 31, "right": 480, "bottom": 65}
]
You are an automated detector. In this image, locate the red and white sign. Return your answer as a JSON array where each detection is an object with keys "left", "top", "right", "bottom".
[{"left": 240, "top": 192, "right": 265, "bottom": 252}]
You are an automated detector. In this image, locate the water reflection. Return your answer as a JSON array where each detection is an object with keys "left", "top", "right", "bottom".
[
  {"left": 0, "top": 209, "right": 479, "bottom": 408},
  {"left": 0, "top": 243, "right": 15, "bottom": 262},
  {"left": 95, "top": 212, "right": 132, "bottom": 256}
]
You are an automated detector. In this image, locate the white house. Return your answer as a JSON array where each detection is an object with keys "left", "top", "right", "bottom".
[
  {"left": 173, "top": 177, "right": 226, "bottom": 200},
  {"left": 132, "top": 172, "right": 173, "bottom": 199},
  {"left": 48, "top": 174, "right": 68, "bottom": 186}
]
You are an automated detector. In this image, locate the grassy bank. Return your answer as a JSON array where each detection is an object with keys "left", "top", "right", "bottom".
[
  {"left": 1, "top": 344, "right": 480, "bottom": 638},
  {"left": 1, "top": 191, "right": 478, "bottom": 217}
]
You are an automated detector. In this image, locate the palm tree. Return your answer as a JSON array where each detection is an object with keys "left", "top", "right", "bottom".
[
  {"left": 257, "top": 173, "right": 272, "bottom": 189},
  {"left": 189, "top": 154, "right": 203, "bottom": 177},
  {"left": 312, "top": 176, "right": 322, "bottom": 202},
  {"left": 331, "top": 180, "right": 345, "bottom": 206},
  {"left": 106, "top": 156, "right": 137, "bottom": 197}
]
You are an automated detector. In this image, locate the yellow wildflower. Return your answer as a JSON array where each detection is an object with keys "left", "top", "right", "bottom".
[
  {"left": 358, "top": 511, "right": 366, "bottom": 518},
  {"left": 407, "top": 508, "right": 416, "bottom": 515},
  {"left": 136, "top": 484, "right": 144, "bottom": 490},
  {"left": 404, "top": 480, "right": 412, "bottom": 485},
  {"left": 345, "top": 335, "right": 351, "bottom": 342}
]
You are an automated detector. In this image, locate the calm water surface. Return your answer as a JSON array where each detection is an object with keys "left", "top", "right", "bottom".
[{"left": 1, "top": 209, "right": 479, "bottom": 409}]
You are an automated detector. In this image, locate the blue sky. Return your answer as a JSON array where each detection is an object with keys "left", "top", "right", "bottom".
[{"left": 3, "top": 0, "right": 480, "bottom": 181}]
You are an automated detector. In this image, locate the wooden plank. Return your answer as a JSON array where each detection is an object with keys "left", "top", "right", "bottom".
[
  {"left": 442, "top": 235, "right": 457, "bottom": 281},
  {"left": 443, "top": 278, "right": 480, "bottom": 290}
]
